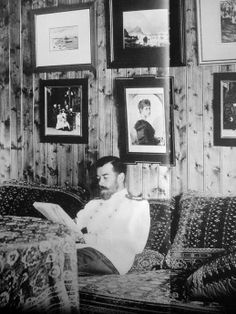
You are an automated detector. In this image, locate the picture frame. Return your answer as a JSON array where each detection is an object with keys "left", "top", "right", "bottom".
[
  {"left": 197, "top": 0, "right": 236, "bottom": 65},
  {"left": 115, "top": 76, "right": 175, "bottom": 164},
  {"left": 31, "top": 3, "right": 95, "bottom": 73},
  {"left": 213, "top": 72, "right": 236, "bottom": 146},
  {"left": 105, "top": 0, "right": 186, "bottom": 68},
  {"left": 39, "top": 79, "right": 88, "bottom": 144}
]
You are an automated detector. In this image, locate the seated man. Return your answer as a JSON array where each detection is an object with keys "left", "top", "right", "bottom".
[{"left": 75, "top": 156, "right": 150, "bottom": 275}]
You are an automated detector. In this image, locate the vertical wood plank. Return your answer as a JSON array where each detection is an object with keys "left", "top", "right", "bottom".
[
  {"left": 0, "top": 0, "right": 10, "bottom": 182},
  {"left": 9, "top": 0, "right": 22, "bottom": 180}
]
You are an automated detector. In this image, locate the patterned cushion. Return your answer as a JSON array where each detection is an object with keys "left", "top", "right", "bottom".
[
  {"left": 128, "top": 249, "right": 164, "bottom": 273},
  {"left": 186, "top": 250, "right": 236, "bottom": 302},
  {"left": 171, "top": 191, "right": 236, "bottom": 250},
  {"left": 0, "top": 181, "right": 89, "bottom": 219},
  {"left": 145, "top": 199, "right": 173, "bottom": 255}
]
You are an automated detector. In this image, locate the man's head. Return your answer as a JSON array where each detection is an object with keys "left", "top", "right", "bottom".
[
  {"left": 138, "top": 99, "right": 151, "bottom": 120},
  {"left": 95, "top": 156, "right": 126, "bottom": 200}
]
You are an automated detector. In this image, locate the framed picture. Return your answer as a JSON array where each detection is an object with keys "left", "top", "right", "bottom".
[
  {"left": 115, "top": 76, "right": 175, "bottom": 164},
  {"left": 197, "top": 0, "right": 236, "bottom": 65},
  {"left": 31, "top": 3, "right": 95, "bottom": 72},
  {"left": 39, "top": 79, "right": 88, "bottom": 144},
  {"left": 105, "top": 0, "right": 186, "bottom": 68},
  {"left": 213, "top": 72, "right": 236, "bottom": 146}
]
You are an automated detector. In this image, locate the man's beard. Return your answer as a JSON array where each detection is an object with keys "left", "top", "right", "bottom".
[{"left": 99, "top": 187, "right": 113, "bottom": 200}]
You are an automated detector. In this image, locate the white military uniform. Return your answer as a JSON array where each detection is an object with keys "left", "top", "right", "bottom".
[{"left": 75, "top": 188, "right": 150, "bottom": 275}]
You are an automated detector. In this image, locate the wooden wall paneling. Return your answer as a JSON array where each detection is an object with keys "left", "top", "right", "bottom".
[
  {"left": 127, "top": 163, "right": 143, "bottom": 197},
  {"left": 202, "top": 65, "right": 221, "bottom": 193},
  {"left": 32, "top": 0, "right": 48, "bottom": 185},
  {"left": 21, "top": 0, "right": 34, "bottom": 182},
  {"left": 0, "top": 0, "right": 10, "bottom": 182},
  {"left": 185, "top": 0, "right": 204, "bottom": 191},
  {"left": 9, "top": 0, "right": 22, "bottom": 180},
  {"left": 170, "top": 67, "right": 187, "bottom": 195}
]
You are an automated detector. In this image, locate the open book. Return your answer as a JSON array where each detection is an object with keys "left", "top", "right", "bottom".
[{"left": 33, "top": 202, "right": 83, "bottom": 236}]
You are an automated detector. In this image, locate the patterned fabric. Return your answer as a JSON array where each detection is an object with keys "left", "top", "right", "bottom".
[
  {"left": 78, "top": 270, "right": 225, "bottom": 313},
  {"left": 128, "top": 249, "right": 164, "bottom": 273},
  {"left": 0, "top": 181, "right": 89, "bottom": 219},
  {"left": 165, "top": 248, "right": 225, "bottom": 272},
  {"left": 186, "top": 250, "right": 236, "bottom": 302},
  {"left": 0, "top": 215, "right": 79, "bottom": 313},
  {"left": 171, "top": 191, "right": 236, "bottom": 250},
  {"left": 145, "top": 199, "right": 173, "bottom": 255}
]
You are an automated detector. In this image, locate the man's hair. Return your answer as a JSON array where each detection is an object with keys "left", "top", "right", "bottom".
[
  {"left": 95, "top": 156, "right": 127, "bottom": 175},
  {"left": 138, "top": 99, "right": 151, "bottom": 112}
]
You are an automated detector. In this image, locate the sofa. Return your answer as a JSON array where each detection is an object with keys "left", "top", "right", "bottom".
[{"left": 0, "top": 182, "right": 236, "bottom": 313}]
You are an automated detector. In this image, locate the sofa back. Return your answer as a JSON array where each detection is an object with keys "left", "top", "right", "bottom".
[{"left": 0, "top": 182, "right": 89, "bottom": 219}]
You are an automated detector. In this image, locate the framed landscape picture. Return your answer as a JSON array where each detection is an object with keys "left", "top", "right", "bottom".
[
  {"left": 115, "top": 76, "right": 175, "bottom": 164},
  {"left": 31, "top": 3, "right": 95, "bottom": 72},
  {"left": 197, "top": 0, "right": 236, "bottom": 64},
  {"left": 213, "top": 72, "right": 236, "bottom": 146},
  {"left": 105, "top": 0, "right": 185, "bottom": 68},
  {"left": 39, "top": 79, "right": 88, "bottom": 144}
]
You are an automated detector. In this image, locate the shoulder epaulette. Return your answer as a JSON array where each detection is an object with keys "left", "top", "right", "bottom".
[{"left": 125, "top": 193, "right": 144, "bottom": 201}]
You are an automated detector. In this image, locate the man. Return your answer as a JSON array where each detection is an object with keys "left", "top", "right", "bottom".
[{"left": 75, "top": 156, "right": 150, "bottom": 275}]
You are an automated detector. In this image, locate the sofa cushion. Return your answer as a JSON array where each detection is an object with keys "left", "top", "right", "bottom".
[
  {"left": 0, "top": 181, "right": 89, "bottom": 219},
  {"left": 128, "top": 249, "right": 164, "bottom": 273},
  {"left": 186, "top": 250, "right": 236, "bottom": 303},
  {"left": 145, "top": 199, "right": 173, "bottom": 255},
  {"left": 171, "top": 190, "right": 236, "bottom": 250}
]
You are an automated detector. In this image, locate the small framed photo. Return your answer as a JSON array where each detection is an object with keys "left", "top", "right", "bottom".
[
  {"left": 213, "top": 72, "right": 236, "bottom": 146},
  {"left": 115, "top": 76, "right": 175, "bottom": 164},
  {"left": 31, "top": 3, "right": 95, "bottom": 72},
  {"left": 105, "top": 0, "right": 186, "bottom": 68},
  {"left": 39, "top": 79, "right": 88, "bottom": 144},
  {"left": 197, "top": 0, "right": 236, "bottom": 65}
]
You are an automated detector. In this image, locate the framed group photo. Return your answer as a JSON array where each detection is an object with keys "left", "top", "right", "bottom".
[
  {"left": 105, "top": 0, "right": 185, "bottom": 68},
  {"left": 197, "top": 0, "right": 236, "bottom": 64},
  {"left": 39, "top": 79, "right": 88, "bottom": 144},
  {"left": 31, "top": 3, "right": 95, "bottom": 72},
  {"left": 213, "top": 72, "right": 236, "bottom": 146},
  {"left": 115, "top": 76, "right": 175, "bottom": 164}
]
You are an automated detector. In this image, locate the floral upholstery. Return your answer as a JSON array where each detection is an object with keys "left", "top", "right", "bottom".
[
  {"left": 0, "top": 181, "right": 89, "bottom": 219},
  {"left": 145, "top": 199, "right": 173, "bottom": 255}
]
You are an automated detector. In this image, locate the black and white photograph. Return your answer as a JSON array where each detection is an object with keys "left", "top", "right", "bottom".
[
  {"left": 39, "top": 79, "right": 88, "bottom": 143},
  {"left": 214, "top": 72, "right": 236, "bottom": 146},
  {"left": 220, "top": 0, "right": 236, "bottom": 43},
  {"left": 2, "top": 0, "right": 236, "bottom": 314},
  {"left": 115, "top": 76, "right": 175, "bottom": 164},
  {"left": 123, "top": 9, "right": 169, "bottom": 49}
]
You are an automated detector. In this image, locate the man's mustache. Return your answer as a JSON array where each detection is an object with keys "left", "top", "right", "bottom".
[{"left": 99, "top": 186, "right": 108, "bottom": 190}]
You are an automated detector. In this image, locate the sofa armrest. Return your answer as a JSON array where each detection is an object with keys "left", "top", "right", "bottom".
[{"left": 0, "top": 180, "right": 90, "bottom": 219}]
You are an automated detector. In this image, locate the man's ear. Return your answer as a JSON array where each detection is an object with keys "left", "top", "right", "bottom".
[{"left": 118, "top": 172, "right": 125, "bottom": 186}]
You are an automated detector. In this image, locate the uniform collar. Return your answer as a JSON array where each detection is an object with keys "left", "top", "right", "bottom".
[{"left": 101, "top": 188, "right": 128, "bottom": 202}]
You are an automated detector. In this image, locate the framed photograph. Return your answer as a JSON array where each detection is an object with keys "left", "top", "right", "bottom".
[
  {"left": 105, "top": 0, "right": 185, "bottom": 68},
  {"left": 31, "top": 3, "right": 95, "bottom": 72},
  {"left": 197, "top": 0, "right": 236, "bottom": 64},
  {"left": 39, "top": 79, "right": 88, "bottom": 144},
  {"left": 115, "top": 76, "right": 175, "bottom": 164},
  {"left": 213, "top": 72, "right": 236, "bottom": 146}
]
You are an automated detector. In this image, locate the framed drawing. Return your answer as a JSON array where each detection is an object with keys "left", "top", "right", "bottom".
[
  {"left": 213, "top": 72, "right": 236, "bottom": 146},
  {"left": 39, "top": 78, "right": 88, "bottom": 144},
  {"left": 105, "top": 0, "right": 186, "bottom": 68},
  {"left": 31, "top": 3, "right": 95, "bottom": 72},
  {"left": 115, "top": 76, "right": 175, "bottom": 164},
  {"left": 197, "top": 0, "right": 236, "bottom": 64}
]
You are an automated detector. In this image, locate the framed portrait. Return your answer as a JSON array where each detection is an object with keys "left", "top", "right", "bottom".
[
  {"left": 39, "top": 79, "right": 88, "bottom": 144},
  {"left": 197, "top": 0, "right": 236, "bottom": 65},
  {"left": 213, "top": 72, "right": 236, "bottom": 146},
  {"left": 115, "top": 76, "right": 175, "bottom": 164},
  {"left": 105, "top": 0, "right": 186, "bottom": 68},
  {"left": 31, "top": 3, "right": 95, "bottom": 72}
]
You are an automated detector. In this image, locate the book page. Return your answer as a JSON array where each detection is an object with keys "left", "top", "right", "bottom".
[{"left": 33, "top": 202, "right": 82, "bottom": 235}]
